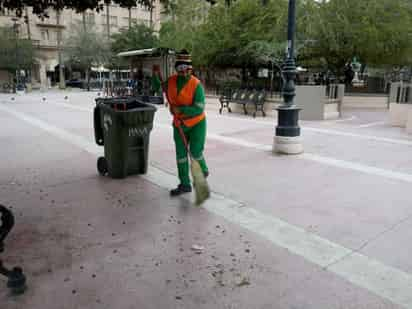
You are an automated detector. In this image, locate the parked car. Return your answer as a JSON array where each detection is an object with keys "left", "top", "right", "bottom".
[{"left": 65, "top": 79, "right": 84, "bottom": 88}]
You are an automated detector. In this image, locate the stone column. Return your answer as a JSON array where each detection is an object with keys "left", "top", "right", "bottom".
[{"left": 39, "top": 62, "right": 47, "bottom": 90}]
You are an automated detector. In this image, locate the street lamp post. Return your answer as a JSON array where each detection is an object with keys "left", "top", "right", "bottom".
[
  {"left": 273, "top": 0, "right": 303, "bottom": 154},
  {"left": 11, "top": 17, "right": 19, "bottom": 94}
]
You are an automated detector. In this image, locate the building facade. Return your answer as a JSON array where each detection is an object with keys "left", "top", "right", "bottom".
[{"left": 0, "top": 1, "right": 162, "bottom": 89}]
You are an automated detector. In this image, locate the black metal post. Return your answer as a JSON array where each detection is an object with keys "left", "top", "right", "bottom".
[
  {"left": 11, "top": 18, "right": 19, "bottom": 93},
  {"left": 274, "top": 0, "right": 303, "bottom": 154}
]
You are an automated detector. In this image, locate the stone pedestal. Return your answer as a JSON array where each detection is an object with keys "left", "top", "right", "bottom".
[{"left": 273, "top": 107, "right": 303, "bottom": 155}]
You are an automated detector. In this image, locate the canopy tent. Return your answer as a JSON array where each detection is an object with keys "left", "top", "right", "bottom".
[{"left": 117, "top": 48, "right": 176, "bottom": 81}]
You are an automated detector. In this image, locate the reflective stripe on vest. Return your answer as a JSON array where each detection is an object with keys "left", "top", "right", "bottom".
[{"left": 168, "top": 74, "right": 205, "bottom": 127}]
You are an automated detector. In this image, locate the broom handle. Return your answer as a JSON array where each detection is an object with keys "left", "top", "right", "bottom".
[{"left": 176, "top": 122, "right": 194, "bottom": 162}]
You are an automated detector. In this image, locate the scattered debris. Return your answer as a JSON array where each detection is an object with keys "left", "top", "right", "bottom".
[
  {"left": 236, "top": 277, "right": 251, "bottom": 287},
  {"left": 175, "top": 296, "right": 182, "bottom": 300},
  {"left": 191, "top": 245, "right": 205, "bottom": 254},
  {"left": 245, "top": 249, "right": 250, "bottom": 253}
]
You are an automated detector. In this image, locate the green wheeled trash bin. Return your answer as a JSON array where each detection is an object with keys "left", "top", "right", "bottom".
[{"left": 93, "top": 98, "right": 157, "bottom": 179}]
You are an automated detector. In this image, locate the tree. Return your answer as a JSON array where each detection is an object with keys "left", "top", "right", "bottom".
[
  {"left": 108, "top": 12, "right": 160, "bottom": 70},
  {"left": 118, "top": 0, "right": 138, "bottom": 29},
  {"left": 111, "top": 23, "right": 159, "bottom": 53},
  {"left": 193, "top": 0, "right": 287, "bottom": 67},
  {"left": 158, "top": 0, "right": 211, "bottom": 54},
  {"left": 63, "top": 24, "right": 111, "bottom": 90},
  {"left": 300, "top": 0, "right": 412, "bottom": 75},
  {"left": 0, "top": 26, "right": 34, "bottom": 91},
  {"left": 0, "top": 0, "right": 156, "bottom": 17},
  {"left": 105, "top": 0, "right": 111, "bottom": 39}
]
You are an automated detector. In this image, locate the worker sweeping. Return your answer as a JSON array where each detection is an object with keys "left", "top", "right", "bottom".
[{"left": 164, "top": 50, "right": 210, "bottom": 204}]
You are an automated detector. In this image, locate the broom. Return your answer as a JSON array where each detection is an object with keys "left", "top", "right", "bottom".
[{"left": 176, "top": 124, "right": 210, "bottom": 206}]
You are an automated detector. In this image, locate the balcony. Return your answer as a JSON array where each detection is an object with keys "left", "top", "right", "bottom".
[
  {"left": 35, "top": 22, "right": 65, "bottom": 29},
  {"left": 31, "top": 39, "right": 59, "bottom": 50}
]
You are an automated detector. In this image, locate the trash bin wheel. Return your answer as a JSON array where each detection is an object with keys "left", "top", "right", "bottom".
[{"left": 97, "top": 157, "right": 108, "bottom": 176}]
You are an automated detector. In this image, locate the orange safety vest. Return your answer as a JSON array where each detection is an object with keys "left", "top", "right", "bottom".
[{"left": 167, "top": 74, "right": 206, "bottom": 127}]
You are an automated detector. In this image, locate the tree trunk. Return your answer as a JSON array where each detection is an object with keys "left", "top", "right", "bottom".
[
  {"left": 86, "top": 68, "right": 90, "bottom": 91},
  {"left": 106, "top": 3, "right": 110, "bottom": 40},
  {"left": 25, "top": 7, "right": 31, "bottom": 40},
  {"left": 128, "top": 7, "right": 132, "bottom": 29},
  {"left": 57, "top": 10, "right": 66, "bottom": 89},
  {"left": 82, "top": 12, "right": 86, "bottom": 31},
  {"left": 150, "top": 0, "right": 154, "bottom": 29}
]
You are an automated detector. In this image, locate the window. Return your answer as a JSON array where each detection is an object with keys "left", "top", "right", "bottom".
[
  {"left": 41, "top": 29, "right": 49, "bottom": 41},
  {"left": 101, "top": 14, "right": 107, "bottom": 25},
  {"left": 110, "top": 15, "right": 118, "bottom": 27},
  {"left": 87, "top": 13, "right": 95, "bottom": 24},
  {"left": 140, "top": 4, "right": 150, "bottom": 11}
]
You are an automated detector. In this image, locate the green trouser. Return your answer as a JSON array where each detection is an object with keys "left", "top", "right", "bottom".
[{"left": 173, "top": 118, "right": 208, "bottom": 186}]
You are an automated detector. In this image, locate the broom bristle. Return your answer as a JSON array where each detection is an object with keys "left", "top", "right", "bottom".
[{"left": 191, "top": 160, "right": 210, "bottom": 206}]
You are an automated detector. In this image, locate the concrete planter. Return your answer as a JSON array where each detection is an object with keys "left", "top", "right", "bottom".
[
  {"left": 406, "top": 109, "right": 412, "bottom": 134},
  {"left": 295, "top": 85, "right": 344, "bottom": 120},
  {"left": 324, "top": 102, "right": 340, "bottom": 120},
  {"left": 389, "top": 103, "right": 412, "bottom": 127}
]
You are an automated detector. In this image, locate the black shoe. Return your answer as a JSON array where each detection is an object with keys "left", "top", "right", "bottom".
[
  {"left": 204, "top": 171, "right": 209, "bottom": 178},
  {"left": 170, "top": 184, "right": 192, "bottom": 196}
]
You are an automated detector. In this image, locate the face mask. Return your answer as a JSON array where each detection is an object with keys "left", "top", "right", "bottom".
[{"left": 176, "top": 64, "right": 192, "bottom": 72}]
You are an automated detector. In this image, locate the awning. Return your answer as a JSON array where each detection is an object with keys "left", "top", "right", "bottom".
[
  {"left": 91, "top": 66, "right": 109, "bottom": 72},
  {"left": 117, "top": 48, "right": 175, "bottom": 58}
]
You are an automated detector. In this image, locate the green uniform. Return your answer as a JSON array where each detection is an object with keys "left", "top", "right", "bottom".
[
  {"left": 166, "top": 75, "right": 208, "bottom": 186},
  {"left": 151, "top": 74, "right": 162, "bottom": 95}
]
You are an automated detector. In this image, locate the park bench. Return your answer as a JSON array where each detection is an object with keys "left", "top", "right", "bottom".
[{"left": 219, "top": 88, "right": 267, "bottom": 117}]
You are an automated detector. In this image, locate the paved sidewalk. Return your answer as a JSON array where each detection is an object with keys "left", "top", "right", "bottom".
[{"left": 1, "top": 90, "right": 411, "bottom": 309}]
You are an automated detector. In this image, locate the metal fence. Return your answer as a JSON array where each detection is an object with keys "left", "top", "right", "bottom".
[{"left": 389, "top": 82, "right": 412, "bottom": 105}]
